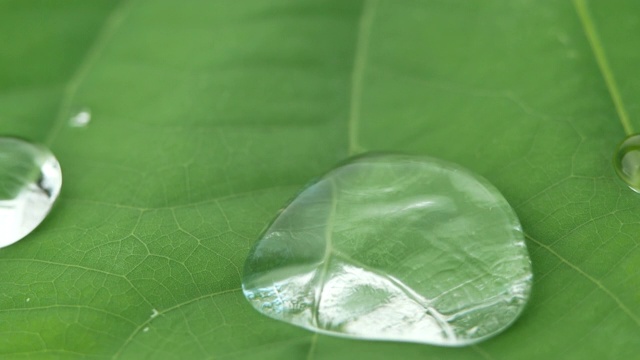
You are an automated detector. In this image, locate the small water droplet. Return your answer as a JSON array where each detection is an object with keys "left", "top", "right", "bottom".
[
  {"left": 150, "top": 308, "right": 159, "bottom": 318},
  {"left": 242, "top": 154, "right": 532, "bottom": 346},
  {"left": 614, "top": 134, "right": 640, "bottom": 192},
  {"left": 26, "top": 298, "right": 30, "bottom": 302},
  {"left": 0, "top": 137, "right": 62, "bottom": 248},
  {"left": 143, "top": 327, "right": 150, "bottom": 333},
  {"left": 69, "top": 109, "right": 91, "bottom": 127}
]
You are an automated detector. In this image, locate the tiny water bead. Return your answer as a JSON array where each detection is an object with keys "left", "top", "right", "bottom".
[
  {"left": 69, "top": 109, "right": 91, "bottom": 128},
  {"left": 242, "top": 154, "right": 532, "bottom": 346},
  {"left": 614, "top": 134, "right": 640, "bottom": 192},
  {"left": 0, "top": 137, "right": 62, "bottom": 248}
]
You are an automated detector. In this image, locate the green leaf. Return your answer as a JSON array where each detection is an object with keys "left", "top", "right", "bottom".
[{"left": 0, "top": 0, "right": 638, "bottom": 359}]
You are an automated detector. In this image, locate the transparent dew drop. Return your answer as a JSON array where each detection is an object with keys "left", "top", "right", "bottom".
[
  {"left": 69, "top": 108, "right": 91, "bottom": 128},
  {"left": 242, "top": 154, "right": 532, "bottom": 346},
  {"left": 614, "top": 134, "right": 640, "bottom": 193},
  {"left": 0, "top": 137, "right": 62, "bottom": 248}
]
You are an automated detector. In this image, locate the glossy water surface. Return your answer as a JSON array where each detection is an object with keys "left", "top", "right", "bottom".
[
  {"left": 0, "top": 137, "right": 62, "bottom": 248},
  {"left": 614, "top": 134, "right": 640, "bottom": 192},
  {"left": 242, "top": 154, "right": 532, "bottom": 346}
]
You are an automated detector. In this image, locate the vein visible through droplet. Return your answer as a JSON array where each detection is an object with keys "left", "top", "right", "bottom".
[
  {"left": 312, "top": 179, "right": 338, "bottom": 327},
  {"left": 347, "top": 0, "right": 378, "bottom": 156},
  {"left": 308, "top": 1, "right": 378, "bottom": 346},
  {"left": 312, "top": 181, "right": 455, "bottom": 337},
  {"left": 573, "top": 0, "right": 634, "bottom": 135},
  {"left": 330, "top": 249, "right": 456, "bottom": 341},
  {"left": 310, "top": 176, "right": 458, "bottom": 341}
]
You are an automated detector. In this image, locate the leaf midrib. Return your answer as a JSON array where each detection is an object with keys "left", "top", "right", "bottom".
[
  {"left": 347, "top": 0, "right": 378, "bottom": 156},
  {"left": 573, "top": 0, "right": 634, "bottom": 135}
]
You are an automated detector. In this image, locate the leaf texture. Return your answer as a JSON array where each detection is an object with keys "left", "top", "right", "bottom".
[{"left": 0, "top": 0, "right": 639, "bottom": 359}]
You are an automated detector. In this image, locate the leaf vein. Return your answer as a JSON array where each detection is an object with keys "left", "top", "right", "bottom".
[
  {"left": 347, "top": 0, "right": 378, "bottom": 156},
  {"left": 112, "top": 287, "right": 242, "bottom": 359},
  {"left": 573, "top": 0, "right": 634, "bottom": 135},
  {"left": 525, "top": 233, "right": 640, "bottom": 326},
  {"left": 44, "top": 0, "right": 135, "bottom": 146}
]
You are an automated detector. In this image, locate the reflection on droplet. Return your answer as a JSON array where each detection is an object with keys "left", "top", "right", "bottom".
[
  {"left": 614, "top": 134, "right": 640, "bottom": 193},
  {"left": 69, "top": 109, "right": 91, "bottom": 127},
  {"left": 242, "top": 154, "right": 532, "bottom": 346},
  {"left": 0, "top": 137, "right": 62, "bottom": 248}
]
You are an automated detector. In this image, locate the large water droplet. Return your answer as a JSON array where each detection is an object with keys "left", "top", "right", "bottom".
[
  {"left": 242, "top": 154, "right": 532, "bottom": 346},
  {"left": 614, "top": 134, "right": 640, "bottom": 193},
  {"left": 0, "top": 137, "right": 62, "bottom": 248}
]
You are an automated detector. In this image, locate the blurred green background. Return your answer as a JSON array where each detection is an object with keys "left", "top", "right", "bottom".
[{"left": 0, "top": 0, "right": 639, "bottom": 358}]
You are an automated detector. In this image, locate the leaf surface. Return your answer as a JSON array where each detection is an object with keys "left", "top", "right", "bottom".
[{"left": 0, "top": 0, "right": 639, "bottom": 359}]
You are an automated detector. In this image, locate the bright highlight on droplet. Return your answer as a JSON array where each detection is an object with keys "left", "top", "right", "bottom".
[
  {"left": 614, "top": 134, "right": 640, "bottom": 193},
  {"left": 69, "top": 109, "right": 91, "bottom": 127},
  {"left": 242, "top": 154, "right": 532, "bottom": 346},
  {"left": 0, "top": 137, "right": 62, "bottom": 248}
]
